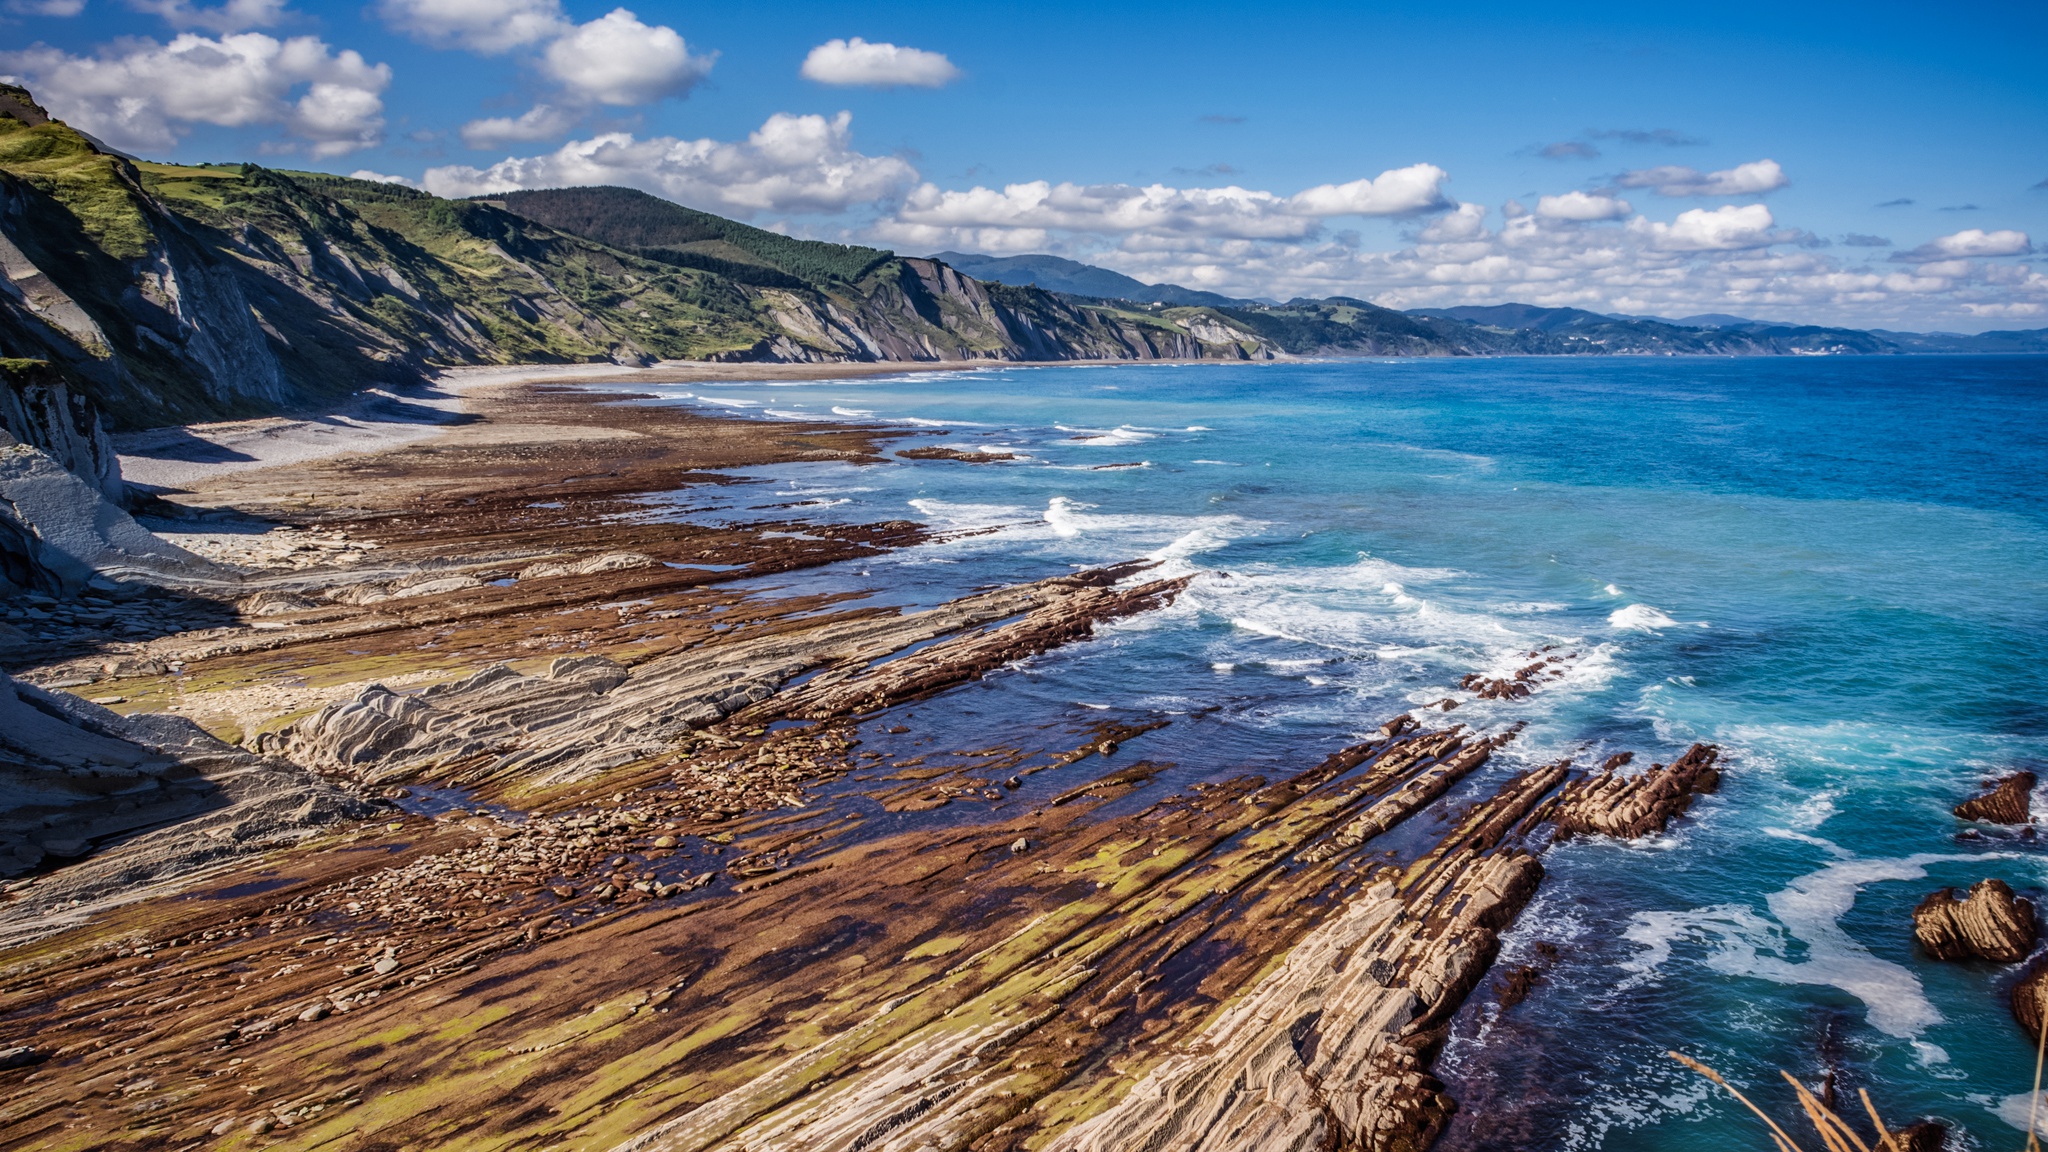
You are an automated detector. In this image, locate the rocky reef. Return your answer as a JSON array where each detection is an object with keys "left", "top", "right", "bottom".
[
  {"left": 1954, "top": 771, "right": 2037, "bottom": 825},
  {"left": 0, "top": 377, "right": 1742, "bottom": 1151},
  {"left": 1912, "top": 879, "right": 2037, "bottom": 962}
]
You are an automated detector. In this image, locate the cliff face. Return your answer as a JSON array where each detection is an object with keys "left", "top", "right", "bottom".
[{"left": 0, "top": 87, "right": 1272, "bottom": 433}]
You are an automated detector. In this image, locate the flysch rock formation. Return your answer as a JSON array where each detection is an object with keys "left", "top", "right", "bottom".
[
  {"left": 1912, "top": 878, "right": 2037, "bottom": 962},
  {"left": 0, "top": 381, "right": 1736, "bottom": 1152},
  {"left": 267, "top": 563, "right": 1187, "bottom": 794},
  {"left": 1550, "top": 743, "right": 1721, "bottom": 840},
  {"left": 0, "top": 670, "right": 375, "bottom": 939},
  {"left": 1953, "top": 771, "right": 2037, "bottom": 825},
  {"left": 0, "top": 443, "right": 232, "bottom": 596},
  {"left": 2016, "top": 959, "right": 2048, "bottom": 1045},
  {"left": 0, "top": 359, "right": 121, "bottom": 503}
]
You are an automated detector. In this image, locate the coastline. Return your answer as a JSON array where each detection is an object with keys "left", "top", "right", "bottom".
[{"left": 111, "top": 358, "right": 1242, "bottom": 493}]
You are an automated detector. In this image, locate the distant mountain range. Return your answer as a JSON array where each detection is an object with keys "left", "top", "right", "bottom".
[
  {"left": 932, "top": 252, "right": 1246, "bottom": 307},
  {"left": 943, "top": 253, "right": 2048, "bottom": 357}
]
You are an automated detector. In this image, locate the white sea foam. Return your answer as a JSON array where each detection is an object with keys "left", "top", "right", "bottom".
[
  {"left": 1190, "top": 459, "right": 1239, "bottom": 466},
  {"left": 1995, "top": 1092, "right": 2048, "bottom": 1139},
  {"left": 1603, "top": 583, "right": 1623, "bottom": 596},
  {"left": 906, "top": 497, "right": 1032, "bottom": 530},
  {"left": 830, "top": 406, "right": 874, "bottom": 418},
  {"left": 1056, "top": 423, "right": 1157, "bottom": 446},
  {"left": 1609, "top": 604, "right": 1681, "bottom": 632},
  {"left": 696, "top": 396, "right": 760, "bottom": 407},
  {"left": 1619, "top": 849, "right": 2024, "bottom": 1042},
  {"left": 1043, "top": 496, "right": 1095, "bottom": 538}
]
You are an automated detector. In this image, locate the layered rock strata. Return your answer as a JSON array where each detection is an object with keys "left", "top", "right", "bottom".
[
  {"left": 1912, "top": 879, "right": 2036, "bottom": 962},
  {"left": 269, "top": 564, "right": 1186, "bottom": 793},
  {"left": 1954, "top": 771, "right": 2036, "bottom": 825},
  {"left": 0, "top": 671, "right": 374, "bottom": 927},
  {"left": 1551, "top": 743, "right": 1721, "bottom": 840}
]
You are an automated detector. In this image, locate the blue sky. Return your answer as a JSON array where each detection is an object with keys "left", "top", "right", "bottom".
[{"left": 4, "top": 0, "right": 2044, "bottom": 329}]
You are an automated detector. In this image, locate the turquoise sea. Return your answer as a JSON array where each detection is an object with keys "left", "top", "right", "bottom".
[{"left": 640, "top": 355, "right": 2048, "bottom": 1149}]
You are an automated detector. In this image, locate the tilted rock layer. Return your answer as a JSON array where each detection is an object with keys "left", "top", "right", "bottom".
[{"left": 1913, "top": 878, "right": 2037, "bottom": 962}]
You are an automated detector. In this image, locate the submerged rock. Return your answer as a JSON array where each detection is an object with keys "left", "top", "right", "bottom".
[
  {"left": 1912, "top": 879, "right": 2036, "bottom": 962},
  {"left": 1892, "top": 1120, "right": 1947, "bottom": 1152},
  {"left": 1954, "top": 771, "right": 2036, "bottom": 825}
]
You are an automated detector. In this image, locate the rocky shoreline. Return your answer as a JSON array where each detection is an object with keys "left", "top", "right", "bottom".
[{"left": 0, "top": 370, "right": 1760, "bottom": 1150}]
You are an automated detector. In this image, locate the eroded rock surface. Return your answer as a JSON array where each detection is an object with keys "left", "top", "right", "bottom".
[
  {"left": 1552, "top": 743, "right": 1721, "bottom": 840},
  {"left": 1913, "top": 879, "right": 2036, "bottom": 962},
  {"left": 2016, "top": 959, "right": 2048, "bottom": 1044},
  {"left": 1954, "top": 771, "right": 2037, "bottom": 825},
  {"left": 0, "top": 671, "right": 375, "bottom": 937}
]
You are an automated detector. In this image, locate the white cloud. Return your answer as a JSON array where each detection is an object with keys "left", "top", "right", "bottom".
[
  {"left": 376, "top": 0, "right": 565, "bottom": 53},
  {"left": 541, "top": 8, "right": 712, "bottom": 106},
  {"left": 1536, "top": 190, "right": 1632, "bottom": 221},
  {"left": 1631, "top": 203, "right": 1779, "bottom": 251},
  {"left": 800, "top": 37, "right": 960, "bottom": 88},
  {"left": 1616, "top": 158, "right": 1788, "bottom": 197},
  {"left": 1893, "top": 228, "right": 2033, "bottom": 262},
  {"left": 1289, "top": 165, "right": 1453, "bottom": 216},
  {"left": 0, "top": 32, "right": 389, "bottom": 155},
  {"left": 878, "top": 162, "right": 1452, "bottom": 252},
  {"left": 424, "top": 110, "right": 916, "bottom": 216},
  {"left": 350, "top": 169, "right": 420, "bottom": 187},
  {"left": 460, "top": 103, "right": 577, "bottom": 148},
  {"left": 6, "top": 0, "right": 86, "bottom": 14},
  {"left": 129, "top": 0, "right": 286, "bottom": 32}
]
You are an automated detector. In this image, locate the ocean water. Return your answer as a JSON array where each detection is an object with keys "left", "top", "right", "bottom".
[{"left": 636, "top": 356, "right": 2048, "bottom": 1149}]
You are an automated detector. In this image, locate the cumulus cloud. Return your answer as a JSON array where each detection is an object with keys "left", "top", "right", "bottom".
[
  {"left": 376, "top": 0, "right": 566, "bottom": 53},
  {"left": 1841, "top": 233, "right": 1891, "bottom": 247},
  {"left": 1892, "top": 228, "right": 2033, "bottom": 262},
  {"left": 541, "top": 8, "right": 712, "bottom": 106},
  {"left": 1616, "top": 158, "right": 1788, "bottom": 197},
  {"left": 1876, "top": 198, "right": 1914, "bottom": 207},
  {"left": 424, "top": 110, "right": 916, "bottom": 216},
  {"left": 460, "top": 102, "right": 577, "bottom": 148},
  {"left": 350, "top": 169, "right": 420, "bottom": 187},
  {"left": 800, "top": 37, "right": 959, "bottom": 88},
  {"left": 1023, "top": 195, "right": 2044, "bottom": 331},
  {"left": 129, "top": 0, "right": 286, "bottom": 31},
  {"left": 1537, "top": 141, "right": 1598, "bottom": 160},
  {"left": 0, "top": 32, "right": 389, "bottom": 155},
  {"left": 875, "top": 163, "right": 1452, "bottom": 251},
  {"left": 1536, "top": 190, "right": 1631, "bottom": 220},
  {"left": 1631, "top": 203, "right": 1780, "bottom": 250}
]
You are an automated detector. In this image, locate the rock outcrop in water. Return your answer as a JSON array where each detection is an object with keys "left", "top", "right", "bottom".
[
  {"left": 1550, "top": 743, "right": 1721, "bottom": 840},
  {"left": 2015, "top": 959, "right": 2048, "bottom": 1044},
  {"left": 0, "top": 380, "right": 1741, "bottom": 1152},
  {"left": 1954, "top": 771, "right": 2036, "bottom": 825},
  {"left": 1912, "top": 879, "right": 2036, "bottom": 962}
]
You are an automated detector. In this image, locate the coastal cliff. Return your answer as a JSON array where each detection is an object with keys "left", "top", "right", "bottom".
[{"left": 0, "top": 85, "right": 1271, "bottom": 432}]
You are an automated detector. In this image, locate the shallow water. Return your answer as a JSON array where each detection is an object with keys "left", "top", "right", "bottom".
[{"left": 642, "top": 355, "right": 2048, "bottom": 1148}]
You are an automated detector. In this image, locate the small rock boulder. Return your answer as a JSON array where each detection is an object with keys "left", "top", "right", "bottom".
[
  {"left": 1955, "top": 771, "right": 2036, "bottom": 825},
  {"left": 2015, "top": 958, "right": 2048, "bottom": 1044},
  {"left": 1913, "top": 879, "right": 2036, "bottom": 962},
  {"left": 1891, "top": 1121, "right": 1947, "bottom": 1152}
]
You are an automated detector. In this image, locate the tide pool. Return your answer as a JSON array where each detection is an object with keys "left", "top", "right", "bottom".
[{"left": 641, "top": 354, "right": 2048, "bottom": 1149}]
